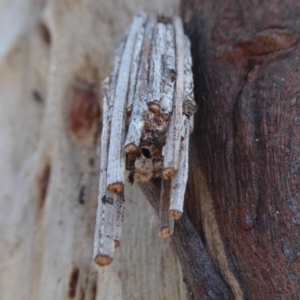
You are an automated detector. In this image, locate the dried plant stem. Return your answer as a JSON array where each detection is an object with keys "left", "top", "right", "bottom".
[
  {"left": 107, "top": 12, "right": 148, "bottom": 193},
  {"left": 94, "top": 194, "right": 115, "bottom": 266},
  {"left": 113, "top": 193, "right": 125, "bottom": 248},
  {"left": 183, "top": 37, "right": 197, "bottom": 117},
  {"left": 124, "top": 16, "right": 156, "bottom": 153},
  {"left": 172, "top": 16, "right": 185, "bottom": 169},
  {"left": 160, "top": 23, "right": 176, "bottom": 117},
  {"left": 162, "top": 111, "right": 177, "bottom": 179},
  {"left": 94, "top": 30, "right": 133, "bottom": 265},
  {"left": 159, "top": 180, "right": 174, "bottom": 238},
  {"left": 93, "top": 90, "right": 116, "bottom": 266},
  {"left": 162, "top": 17, "right": 185, "bottom": 179},
  {"left": 169, "top": 117, "right": 190, "bottom": 219},
  {"left": 148, "top": 23, "right": 166, "bottom": 113},
  {"left": 126, "top": 26, "right": 145, "bottom": 112},
  {"left": 95, "top": 13, "right": 197, "bottom": 268},
  {"left": 108, "top": 38, "right": 126, "bottom": 110}
]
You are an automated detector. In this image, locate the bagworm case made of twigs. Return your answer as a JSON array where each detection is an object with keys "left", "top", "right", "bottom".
[{"left": 93, "top": 12, "right": 197, "bottom": 267}]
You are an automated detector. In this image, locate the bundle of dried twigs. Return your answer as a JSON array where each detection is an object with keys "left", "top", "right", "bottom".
[{"left": 93, "top": 12, "right": 197, "bottom": 266}]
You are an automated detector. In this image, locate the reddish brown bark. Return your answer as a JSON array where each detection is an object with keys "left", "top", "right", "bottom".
[{"left": 181, "top": 0, "right": 300, "bottom": 298}]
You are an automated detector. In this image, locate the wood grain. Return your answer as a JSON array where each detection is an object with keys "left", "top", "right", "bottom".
[{"left": 182, "top": 0, "right": 300, "bottom": 298}]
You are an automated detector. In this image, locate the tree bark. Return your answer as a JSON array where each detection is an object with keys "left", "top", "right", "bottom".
[
  {"left": 181, "top": 0, "right": 300, "bottom": 299},
  {"left": 1, "top": 0, "right": 300, "bottom": 299}
]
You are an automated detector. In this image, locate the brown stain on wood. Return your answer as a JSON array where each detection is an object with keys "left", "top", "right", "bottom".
[
  {"left": 68, "top": 267, "right": 80, "bottom": 298},
  {"left": 69, "top": 77, "right": 101, "bottom": 142},
  {"left": 37, "top": 162, "right": 51, "bottom": 210},
  {"left": 182, "top": 0, "right": 300, "bottom": 298},
  {"left": 236, "top": 29, "right": 299, "bottom": 56},
  {"left": 90, "top": 277, "right": 97, "bottom": 300},
  {"left": 38, "top": 22, "right": 51, "bottom": 46},
  {"left": 78, "top": 185, "right": 85, "bottom": 204}
]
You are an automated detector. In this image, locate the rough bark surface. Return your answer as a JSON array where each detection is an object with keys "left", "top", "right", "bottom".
[
  {"left": 2, "top": 0, "right": 300, "bottom": 299},
  {"left": 182, "top": 1, "right": 300, "bottom": 299}
]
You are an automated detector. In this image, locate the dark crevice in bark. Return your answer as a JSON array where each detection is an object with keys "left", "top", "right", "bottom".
[
  {"left": 68, "top": 267, "right": 80, "bottom": 299},
  {"left": 37, "top": 161, "right": 51, "bottom": 211},
  {"left": 38, "top": 22, "right": 51, "bottom": 46}
]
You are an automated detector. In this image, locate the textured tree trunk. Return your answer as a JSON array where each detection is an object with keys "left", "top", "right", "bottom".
[
  {"left": 181, "top": 0, "right": 300, "bottom": 299},
  {"left": 1, "top": 0, "right": 300, "bottom": 299}
]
